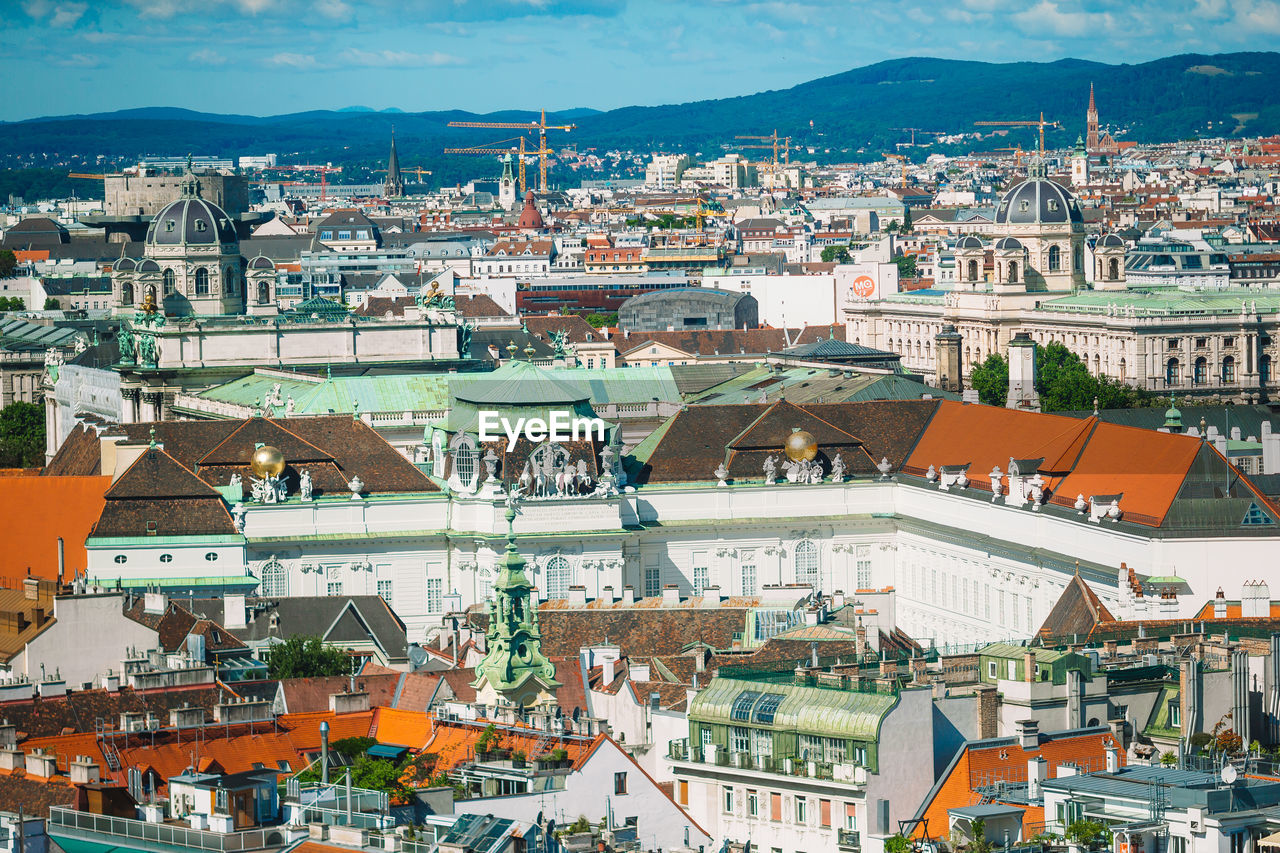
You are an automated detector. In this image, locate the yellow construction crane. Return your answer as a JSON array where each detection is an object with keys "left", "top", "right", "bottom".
[
  {"left": 974, "top": 112, "right": 1060, "bottom": 155},
  {"left": 647, "top": 197, "right": 728, "bottom": 231},
  {"left": 447, "top": 109, "right": 575, "bottom": 192},
  {"left": 376, "top": 166, "right": 433, "bottom": 181},
  {"left": 883, "top": 153, "right": 908, "bottom": 186},
  {"left": 736, "top": 131, "right": 799, "bottom": 183},
  {"left": 68, "top": 172, "right": 107, "bottom": 180},
  {"left": 890, "top": 127, "right": 945, "bottom": 146},
  {"left": 991, "top": 145, "right": 1028, "bottom": 165},
  {"left": 444, "top": 136, "right": 530, "bottom": 192}
]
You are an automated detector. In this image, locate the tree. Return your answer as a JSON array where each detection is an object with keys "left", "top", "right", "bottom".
[
  {"left": 0, "top": 251, "right": 16, "bottom": 279},
  {"left": 42, "top": 297, "right": 60, "bottom": 310},
  {"left": 332, "top": 736, "right": 377, "bottom": 757},
  {"left": 821, "top": 245, "right": 852, "bottom": 264},
  {"left": 901, "top": 206, "right": 913, "bottom": 233},
  {"left": 263, "top": 635, "right": 351, "bottom": 679},
  {"left": 0, "top": 402, "right": 45, "bottom": 469},
  {"left": 970, "top": 353, "right": 1009, "bottom": 407},
  {"left": 893, "top": 254, "right": 918, "bottom": 278},
  {"left": 884, "top": 835, "right": 911, "bottom": 853},
  {"left": 585, "top": 312, "right": 617, "bottom": 329},
  {"left": 884, "top": 219, "right": 900, "bottom": 233},
  {"left": 0, "top": 297, "right": 24, "bottom": 312},
  {"left": 1160, "top": 751, "right": 1177, "bottom": 766}
]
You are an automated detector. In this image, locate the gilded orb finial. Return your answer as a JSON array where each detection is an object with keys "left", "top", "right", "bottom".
[
  {"left": 783, "top": 428, "right": 817, "bottom": 463},
  {"left": 250, "top": 445, "right": 286, "bottom": 478}
]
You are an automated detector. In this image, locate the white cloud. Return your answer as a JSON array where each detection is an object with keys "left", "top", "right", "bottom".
[
  {"left": 338, "top": 48, "right": 465, "bottom": 68},
  {"left": 315, "top": 0, "right": 351, "bottom": 19},
  {"left": 191, "top": 48, "right": 227, "bottom": 65},
  {"left": 23, "top": 0, "right": 88, "bottom": 27},
  {"left": 1010, "top": 0, "right": 1095, "bottom": 37},
  {"left": 266, "top": 51, "right": 319, "bottom": 69}
]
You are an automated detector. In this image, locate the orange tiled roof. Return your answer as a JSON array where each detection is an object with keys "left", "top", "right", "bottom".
[
  {"left": 420, "top": 718, "right": 595, "bottom": 774},
  {"left": 372, "top": 707, "right": 433, "bottom": 749},
  {"left": 0, "top": 475, "right": 110, "bottom": 584},
  {"left": 276, "top": 710, "right": 376, "bottom": 750},
  {"left": 915, "top": 729, "right": 1120, "bottom": 838}
]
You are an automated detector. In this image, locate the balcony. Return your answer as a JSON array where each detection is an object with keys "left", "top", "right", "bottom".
[
  {"left": 667, "top": 739, "right": 863, "bottom": 785},
  {"left": 48, "top": 806, "right": 286, "bottom": 853},
  {"left": 838, "top": 829, "right": 861, "bottom": 851}
]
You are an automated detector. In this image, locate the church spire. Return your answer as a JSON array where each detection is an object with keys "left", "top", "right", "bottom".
[
  {"left": 383, "top": 127, "right": 404, "bottom": 198},
  {"left": 1086, "top": 83, "right": 1100, "bottom": 153}
]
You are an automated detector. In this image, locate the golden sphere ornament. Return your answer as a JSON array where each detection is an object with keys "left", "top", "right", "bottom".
[
  {"left": 250, "top": 445, "right": 286, "bottom": 478},
  {"left": 783, "top": 429, "right": 817, "bottom": 463}
]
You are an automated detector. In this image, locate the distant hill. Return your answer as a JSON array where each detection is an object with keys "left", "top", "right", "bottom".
[{"left": 4, "top": 52, "right": 1279, "bottom": 188}]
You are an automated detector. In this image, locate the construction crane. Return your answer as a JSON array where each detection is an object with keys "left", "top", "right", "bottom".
[
  {"left": 883, "top": 153, "right": 908, "bottom": 186},
  {"left": 735, "top": 131, "right": 800, "bottom": 184},
  {"left": 974, "top": 112, "right": 1060, "bottom": 156},
  {"left": 891, "top": 127, "right": 945, "bottom": 146},
  {"left": 444, "top": 136, "right": 530, "bottom": 192},
  {"left": 992, "top": 145, "right": 1028, "bottom": 165},
  {"left": 68, "top": 172, "right": 107, "bottom": 181},
  {"left": 375, "top": 165, "right": 433, "bottom": 182},
  {"left": 447, "top": 109, "right": 575, "bottom": 192},
  {"left": 646, "top": 197, "right": 728, "bottom": 231},
  {"left": 278, "top": 164, "right": 343, "bottom": 202}
]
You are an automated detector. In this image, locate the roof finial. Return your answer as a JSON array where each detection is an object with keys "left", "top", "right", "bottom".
[
  {"left": 1074, "top": 559, "right": 1080, "bottom": 577},
  {"left": 148, "top": 426, "right": 157, "bottom": 449}
]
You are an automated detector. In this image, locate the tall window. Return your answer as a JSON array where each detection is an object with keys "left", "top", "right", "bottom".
[
  {"left": 741, "top": 560, "right": 757, "bottom": 596},
  {"left": 325, "top": 565, "right": 343, "bottom": 597},
  {"left": 258, "top": 281, "right": 270, "bottom": 305},
  {"left": 1048, "top": 245, "right": 1061, "bottom": 271},
  {"left": 855, "top": 545, "right": 872, "bottom": 590},
  {"left": 644, "top": 565, "right": 661, "bottom": 598},
  {"left": 793, "top": 539, "right": 819, "bottom": 587},
  {"left": 723, "top": 786, "right": 734, "bottom": 814},
  {"left": 477, "top": 567, "right": 493, "bottom": 603},
  {"left": 195, "top": 267, "right": 210, "bottom": 295},
  {"left": 1166, "top": 358, "right": 1180, "bottom": 386},
  {"left": 377, "top": 579, "right": 393, "bottom": 602},
  {"left": 1193, "top": 357, "right": 1207, "bottom": 385},
  {"left": 693, "top": 564, "right": 709, "bottom": 596},
  {"left": 544, "top": 555, "right": 571, "bottom": 600},
  {"left": 162, "top": 268, "right": 176, "bottom": 294},
  {"left": 426, "top": 578, "right": 442, "bottom": 613},
  {"left": 451, "top": 435, "right": 478, "bottom": 490},
  {"left": 967, "top": 259, "right": 978, "bottom": 281},
  {"left": 730, "top": 726, "right": 749, "bottom": 753},
  {"left": 1109, "top": 258, "right": 1120, "bottom": 279},
  {"left": 1008, "top": 261, "right": 1018, "bottom": 283},
  {"left": 121, "top": 283, "right": 133, "bottom": 305},
  {"left": 1263, "top": 355, "right": 1273, "bottom": 384},
  {"left": 1223, "top": 356, "right": 1236, "bottom": 384},
  {"left": 260, "top": 559, "right": 287, "bottom": 597}
]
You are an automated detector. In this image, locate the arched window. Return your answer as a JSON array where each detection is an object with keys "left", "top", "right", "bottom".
[
  {"left": 1262, "top": 354, "right": 1272, "bottom": 384},
  {"left": 450, "top": 434, "right": 478, "bottom": 491},
  {"left": 224, "top": 267, "right": 236, "bottom": 296},
  {"left": 1048, "top": 245, "right": 1061, "bottom": 271},
  {"left": 1075, "top": 247, "right": 1083, "bottom": 271},
  {"left": 195, "top": 267, "right": 209, "bottom": 295},
  {"left": 1108, "top": 258, "right": 1120, "bottom": 280},
  {"left": 1166, "top": 358, "right": 1179, "bottom": 386},
  {"left": 967, "top": 259, "right": 978, "bottom": 281},
  {"left": 1222, "top": 356, "right": 1236, "bottom": 384},
  {"left": 1193, "top": 357, "right": 1207, "bottom": 385},
  {"left": 793, "top": 539, "right": 819, "bottom": 587},
  {"left": 260, "top": 559, "right": 288, "bottom": 597},
  {"left": 544, "top": 555, "right": 571, "bottom": 600},
  {"left": 1118, "top": 357, "right": 1127, "bottom": 379},
  {"left": 258, "top": 281, "right": 270, "bottom": 305},
  {"left": 1008, "top": 261, "right": 1018, "bottom": 283},
  {"left": 162, "top": 268, "right": 176, "bottom": 294},
  {"left": 121, "top": 283, "right": 133, "bottom": 305}
]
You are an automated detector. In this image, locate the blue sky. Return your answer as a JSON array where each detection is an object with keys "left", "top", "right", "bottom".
[{"left": 5, "top": 0, "right": 1280, "bottom": 121}]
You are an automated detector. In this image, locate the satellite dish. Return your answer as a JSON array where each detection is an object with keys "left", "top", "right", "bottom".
[{"left": 1222, "top": 764, "right": 1238, "bottom": 785}]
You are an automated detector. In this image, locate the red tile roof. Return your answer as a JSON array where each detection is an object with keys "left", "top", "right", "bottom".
[{"left": 0, "top": 475, "right": 109, "bottom": 584}]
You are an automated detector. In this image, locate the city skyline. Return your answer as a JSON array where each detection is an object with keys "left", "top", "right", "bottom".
[{"left": 5, "top": 0, "right": 1280, "bottom": 121}]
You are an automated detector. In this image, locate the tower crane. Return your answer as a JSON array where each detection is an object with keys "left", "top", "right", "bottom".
[
  {"left": 974, "top": 112, "right": 1060, "bottom": 156},
  {"left": 443, "top": 137, "right": 530, "bottom": 192},
  {"left": 279, "top": 164, "right": 343, "bottom": 202},
  {"left": 883, "top": 153, "right": 908, "bottom": 186},
  {"left": 891, "top": 127, "right": 945, "bottom": 146},
  {"left": 447, "top": 109, "right": 575, "bottom": 192},
  {"left": 735, "top": 130, "right": 800, "bottom": 184},
  {"left": 68, "top": 173, "right": 107, "bottom": 181},
  {"left": 375, "top": 166, "right": 433, "bottom": 182}
]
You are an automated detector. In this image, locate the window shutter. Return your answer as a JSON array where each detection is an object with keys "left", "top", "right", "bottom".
[{"left": 770, "top": 792, "right": 782, "bottom": 821}]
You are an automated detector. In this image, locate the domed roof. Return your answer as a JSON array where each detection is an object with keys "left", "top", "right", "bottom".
[
  {"left": 138, "top": 259, "right": 161, "bottom": 273},
  {"left": 1098, "top": 233, "right": 1124, "bottom": 248},
  {"left": 517, "top": 191, "right": 544, "bottom": 231},
  {"left": 146, "top": 176, "right": 237, "bottom": 247},
  {"left": 115, "top": 257, "right": 136, "bottom": 272},
  {"left": 956, "top": 236, "right": 984, "bottom": 250},
  {"left": 993, "top": 236, "right": 1024, "bottom": 251},
  {"left": 249, "top": 255, "right": 275, "bottom": 270},
  {"left": 994, "top": 159, "right": 1083, "bottom": 227}
]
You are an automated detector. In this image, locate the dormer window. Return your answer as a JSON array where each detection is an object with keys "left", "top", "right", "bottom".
[
  {"left": 164, "top": 220, "right": 176, "bottom": 232},
  {"left": 1019, "top": 200, "right": 1030, "bottom": 212},
  {"left": 160, "top": 554, "right": 173, "bottom": 563},
  {"left": 193, "top": 219, "right": 208, "bottom": 232},
  {"left": 1047, "top": 199, "right": 1060, "bottom": 212}
]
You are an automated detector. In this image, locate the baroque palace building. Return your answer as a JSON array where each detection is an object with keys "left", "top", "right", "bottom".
[
  {"left": 47, "top": 357, "right": 1280, "bottom": 650},
  {"left": 845, "top": 158, "right": 1279, "bottom": 401}
]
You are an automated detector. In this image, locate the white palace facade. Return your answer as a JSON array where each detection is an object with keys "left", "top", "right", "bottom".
[{"left": 51, "top": 366, "right": 1280, "bottom": 652}]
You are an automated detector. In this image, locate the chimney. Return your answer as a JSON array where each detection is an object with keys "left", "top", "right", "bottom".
[
  {"left": 1214, "top": 587, "right": 1227, "bottom": 619},
  {"left": 1015, "top": 719, "right": 1039, "bottom": 750},
  {"left": 223, "top": 594, "right": 246, "bottom": 629},
  {"left": 601, "top": 585, "right": 617, "bottom": 605},
  {"left": 329, "top": 691, "right": 371, "bottom": 714},
  {"left": 568, "top": 585, "right": 587, "bottom": 606},
  {"left": 1027, "top": 756, "right": 1048, "bottom": 801},
  {"left": 23, "top": 577, "right": 41, "bottom": 602},
  {"left": 143, "top": 591, "right": 167, "bottom": 615},
  {"left": 662, "top": 585, "right": 680, "bottom": 606},
  {"left": 602, "top": 654, "right": 616, "bottom": 685},
  {"left": 1024, "top": 650, "right": 1037, "bottom": 683},
  {"left": 702, "top": 585, "right": 723, "bottom": 605},
  {"left": 0, "top": 749, "right": 24, "bottom": 772},
  {"left": 69, "top": 755, "right": 101, "bottom": 785},
  {"left": 25, "top": 749, "right": 56, "bottom": 779},
  {"left": 1105, "top": 743, "right": 1120, "bottom": 773},
  {"left": 621, "top": 586, "right": 636, "bottom": 607}
]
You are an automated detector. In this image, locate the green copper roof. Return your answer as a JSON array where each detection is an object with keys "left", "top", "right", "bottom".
[
  {"left": 541, "top": 366, "right": 681, "bottom": 406},
  {"left": 1038, "top": 287, "right": 1280, "bottom": 317},
  {"left": 182, "top": 370, "right": 453, "bottom": 416},
  {"left": 690, "top": 676, "right": 896, "bottom": 740},
  {"left": 451, "top": 360, "right": 590, "bottom": 407}
]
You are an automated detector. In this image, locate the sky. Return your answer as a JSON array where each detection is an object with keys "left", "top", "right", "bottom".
[{"left": 4, "top": 0, "right": 1280, "bottom": 121}]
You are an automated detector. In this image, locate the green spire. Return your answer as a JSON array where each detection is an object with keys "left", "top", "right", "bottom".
[{"left": 471, "top": 488, "right": 560, "bottom": 702}]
